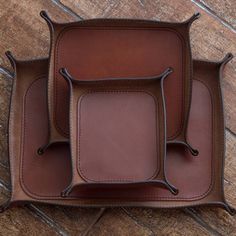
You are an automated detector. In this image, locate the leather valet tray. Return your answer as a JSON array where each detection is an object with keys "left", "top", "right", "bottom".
[
  {"left": 3, "top": 51, "right": 234, "bottom": 215},
  {"left": 59, "top": 67, "right": 176, "bottom": 196},
  {"left": 40, "top": 11, "right": 200, "bottom": 151}
]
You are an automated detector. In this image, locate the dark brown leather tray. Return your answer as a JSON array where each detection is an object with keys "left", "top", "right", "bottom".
[
  {"left": 59, "top": 67, "right": 177, "bottom": 196},
  {"left": 1, "top": 52, "right": 234, "bottom": 215},
  {"left": 39, "top": 11, "right": 200, "bottom": 154}
]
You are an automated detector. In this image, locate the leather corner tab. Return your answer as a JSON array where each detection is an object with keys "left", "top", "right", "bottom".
[
  {"left": 40, "top": 10, "right": 55, "bottom": 29},
  {"left": 40, "top": 10, "right": 51, "bottom": 22},
  {"left": 220, "top": 53, "right": 233, "bottom": 66},
  {"left": 185, "top": 12, "right": 201, "bottom": 26},
  {"left": 5, "top": 51, "right": 16, "bottom": 72}
]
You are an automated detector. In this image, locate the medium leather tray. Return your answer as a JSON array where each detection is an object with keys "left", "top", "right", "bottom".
[
  {"left": 39, "top": 11, "right": 200, "bottom": 155},
  {"left": 1, "top": 52, "right": 234, "bottom": 215},
  {"left": 59, "top": 67, "right": 177, "bottom": 196}
]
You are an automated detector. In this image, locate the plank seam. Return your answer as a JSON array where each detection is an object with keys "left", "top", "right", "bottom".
[
  {"left": 226, "top": 128, "right": 236, "bottom": 139},
  {"left": 26, "top": 204, "right": 69, "bottom": 236},
  {"left": 0, "top": 162, "right": 9, "bottom": 170},
  {"left": 0, "top": 67, "right": 14, "bottom": 79},
  {"left": 51, "top": 0, "right": 83, "bottom": 20},
  {"left": 191, "top": 0, "right": 236, "bottom": 34},
  {"left": 137, "top": 0, "right": 145, "bottom": 7},
  {"left": 0, "top": 180, "right": 9, "bottom": 192},
  {"left": 121, "top": 207, "right": 156, "bottom": 236},
  {"left": 0, "top": 177, "right": 68, "bottom": 236},
  {"left": 0, "top": 179, "right": 10, "bottom": 191},
  {"left": 184, "top": 208, "right": 223, "bottom": 236},
  {"left": 81, "top": 208, "right": 106, "bottom": 236}
]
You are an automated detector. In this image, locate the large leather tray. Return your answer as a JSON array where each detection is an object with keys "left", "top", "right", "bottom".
[{"left": 2, "top": 51, "right": 234, "bottom": 215}]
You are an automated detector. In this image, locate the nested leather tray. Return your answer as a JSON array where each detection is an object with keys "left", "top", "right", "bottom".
[
  {"left": 59, "top": 67, "right": 176, "bottom": 196},
  {"left": 2, "top": 52, "right": 234, "bottom": 215},
  {"left": 40, "top": 11, "right": 200, "bottom": 151}
]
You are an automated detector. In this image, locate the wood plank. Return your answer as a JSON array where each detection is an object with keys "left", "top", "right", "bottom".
[
  {"left": 87, "top": 208, "right": 153, "bottom": 236},
  {"left": 0, "top": 187, "right": 58, "bottom": 236},
  {"left": 194, "top": 0, "right": 236, "bottom": 29},
  {"left": 0, "top": 164, "right": 11, "bottom": 188},
  {"left": 122, "top": 208, "right": 211, "bottom": 236},
  {"left": 0, "top": 160, "right": 69, "bottom": 235},
  {"left": 0, "top": 74, "right": 12, "bottom": 165},
  {"left": 0, "top": 0, "right": 76, "bottom": 71},
  {"left": 0, "top": 1, "right": 235, "bottom": 235},
  {"left": 225, "top": 131, "right": 236, "bottom": 193},
  {"left": 192, "top": 184, "right": 236, "bottom": 236},
  {"left": 60, "top": 0, "right": 236, "bottom": 135},
  {"left": 36, "top": 205, "right": 105, "bottom": 236}
]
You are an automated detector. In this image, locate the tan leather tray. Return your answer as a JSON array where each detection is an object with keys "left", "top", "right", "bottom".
[
  {"left": 1, "top": 52, "right": 234, "bottom": 215},
  {"left": 59, "top": 67, "right": 177, "bottom": 196},
  {"left": 39, "top": 11, "right": 200, "bottom": 154}
]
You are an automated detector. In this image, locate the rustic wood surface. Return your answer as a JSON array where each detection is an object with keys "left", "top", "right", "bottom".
[{"left": 0, "top": 0, "right": 235, "bottom": 235}]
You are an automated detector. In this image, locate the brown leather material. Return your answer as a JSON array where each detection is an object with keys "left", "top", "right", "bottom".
[
  {"left": 40, "top": 11, "right": 200, "bottom": 150},
  {"left": 4, "top": 52, "right": 235, "bottom": 215},
  {"left": 59, "top": 68, "right": 177, "bottom": 196}
]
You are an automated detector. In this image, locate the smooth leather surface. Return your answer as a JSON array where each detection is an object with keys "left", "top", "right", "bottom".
[{"left": 78, "top": 91, "right": 158, "bottom": 182}]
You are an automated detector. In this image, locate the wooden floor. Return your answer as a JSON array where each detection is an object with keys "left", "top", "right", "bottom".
[{"left": 0, "top": 0, "right": 235, "bottom": 235}]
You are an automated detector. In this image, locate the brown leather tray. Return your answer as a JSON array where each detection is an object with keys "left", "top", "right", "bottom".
[
  {"left": 59, "top": 67, "right": 177, "bottom": 196},
  {"left": 39, "top": 11, "right": 200, "bottom": 154},
  {"left": 1, "top": 52, "right": 234, "bottom": 215}
]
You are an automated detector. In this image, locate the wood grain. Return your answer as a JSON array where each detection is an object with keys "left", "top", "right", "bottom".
[
  {"left": 0, "top": 187, "right": 58, "bottom": 236},
  {"left": 195, "top": 0, "right": 236, "bottom": 29},
  {"left": 0, "top": 0, "right": 235, "bottom": 235},
  {"left": 37, "top": 205, "right": 104, "bottom": 236},
  {"left": 225, "top": 131, "right": 236, "bottom": 191},
  {"left": 122, "top": 208, "right": 211, "bottom": 236},
  {"left": 0, "top": 0, "right": 76, "bottom": 70},
  {"left": 87, "top": 208, "right": 153, "bottom": 236},
  {"left": 0, "top": 209, "right": 58, "bottom": 235},
  {"left": 0, "top": 74, "right": 11, "bottom": 166},
  {"left": 0, "top": 164, "right": 10, "bottom": 188}
]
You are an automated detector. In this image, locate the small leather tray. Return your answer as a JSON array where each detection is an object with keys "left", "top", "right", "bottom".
[
  {"left": 2, "top": 53, "right": 234, "bottom": 216},
  {"left": 60, "top": 67, "right": 177, "bottom": 196},
  {"left": 40, "top": 11, "right": 200, "bottom": 154}
]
